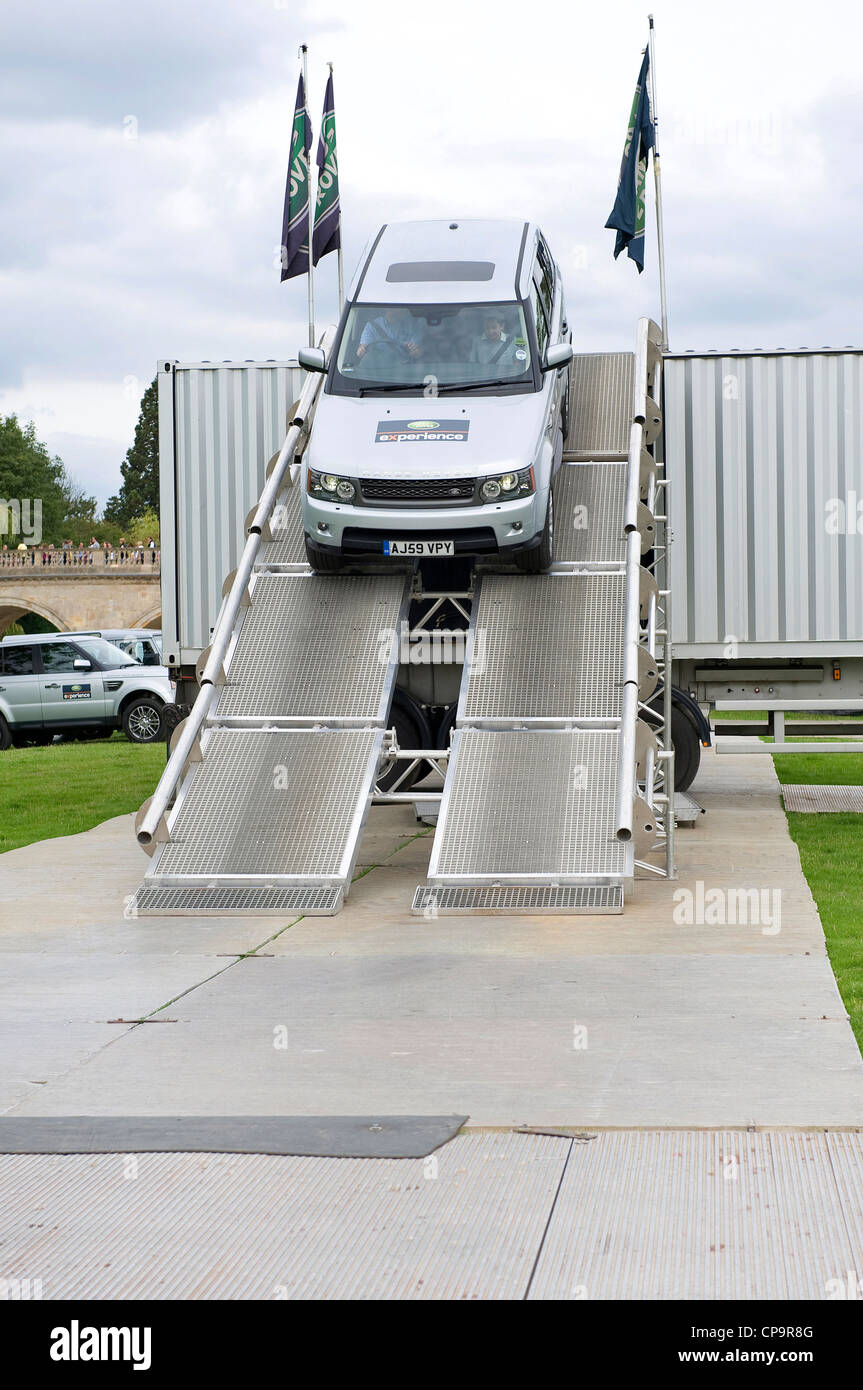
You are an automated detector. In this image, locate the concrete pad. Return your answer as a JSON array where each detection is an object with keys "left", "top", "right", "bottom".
[{"left": 1, "top": 746, "right": 862, "bottom": 1128}]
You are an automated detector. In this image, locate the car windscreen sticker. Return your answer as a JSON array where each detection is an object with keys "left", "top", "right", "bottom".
[
  {"left": 376, "top": 419, "right": 469, "bottom": 443},
  {"left": 62, "top": 683, "right": 91, "bottom": 700}
]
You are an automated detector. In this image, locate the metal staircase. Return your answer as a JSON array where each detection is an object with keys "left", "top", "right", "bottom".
[{"left": 132, "top": 318, "right": 673, "bottom": 918}]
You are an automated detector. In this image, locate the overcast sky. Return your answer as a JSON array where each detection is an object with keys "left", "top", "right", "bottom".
[{"left": 0, "top": 0, "right": 859, "bottom": 504}]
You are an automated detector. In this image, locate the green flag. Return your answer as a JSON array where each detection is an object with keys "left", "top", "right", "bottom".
[{"left": 313, "top": 71, "right": 341, "bottom": 265}]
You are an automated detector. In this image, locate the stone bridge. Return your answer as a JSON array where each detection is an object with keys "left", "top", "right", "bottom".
[{"left": 0, "top": 566, "right": 161, "bottom": 635}]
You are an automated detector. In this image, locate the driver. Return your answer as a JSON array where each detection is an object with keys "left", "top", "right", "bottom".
[
  {"left": 469, "top": 312, "right": 516, "bottom": 366},
  {"left": 356, "top": 307, "right": 423, "bottom": 362}
]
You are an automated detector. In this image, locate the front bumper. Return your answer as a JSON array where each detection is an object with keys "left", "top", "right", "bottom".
[{"left": 303, "top": 490, "right": 544, "bottom": 555}]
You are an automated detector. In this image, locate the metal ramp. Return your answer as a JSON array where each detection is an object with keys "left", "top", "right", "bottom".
[{"left": 413, "top": 324, "right": 670, "bottom": 916}]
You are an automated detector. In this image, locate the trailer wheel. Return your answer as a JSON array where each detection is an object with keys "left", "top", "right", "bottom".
[
  {"left": 376, "top": 688, "right": 433, "bottom": 793},
  {"left": 671, "top": 705, "right": 701, "bottom": 792}
]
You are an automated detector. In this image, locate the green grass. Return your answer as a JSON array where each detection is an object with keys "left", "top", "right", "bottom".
[
  {"left": 772, "top": 750, "right": 863, "bottom": 1052},
  {"left": 0, "top": 734, "right": 166, "bottom": 854}
]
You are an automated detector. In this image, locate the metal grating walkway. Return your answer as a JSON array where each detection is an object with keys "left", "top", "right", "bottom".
[
  {"left": 459, "top": 573, "right": 625, "bottom": 723},
  {"left": 564, "top": 353, "right": 635, "bottom": 460},
  {"left": 257, "top": 485, "right": 306, "bottom": 567},
  {"left": 215, "top": 573, "right": 409, "bottom": 722},
  {"left": 152, "top": 728, "right": 382, "bottom": 884},
  {"left": 428, "top": 729, "right": 632, "bottom": 883},
  {"left": 412, "top": 884, "right": 623, "bottom": 915},
  {"left": 553, "top": 462, "right": 627, "bottom": 566}
]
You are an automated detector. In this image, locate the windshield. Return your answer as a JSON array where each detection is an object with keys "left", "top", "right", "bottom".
[
  {"left": 330, "top": 301, "right": 534, "bottom": 396},
  {"left": 76, "top": 638, "right": 138, "bottom": 668}
]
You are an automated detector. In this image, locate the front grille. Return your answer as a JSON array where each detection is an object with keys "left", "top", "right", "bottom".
[{"left": 360, "top": 477, "right": 475, "bottom": 504}]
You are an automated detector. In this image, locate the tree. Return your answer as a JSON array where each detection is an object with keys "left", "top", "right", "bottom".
[
  {"left": 103, "top": 378, "right": 159, "bottom": 525},
  {"left": 124, "top": 508, "right": 160, "bottom": 547},
  {"left": 0, "top": 415, "right": 69, "bottom": 546}
]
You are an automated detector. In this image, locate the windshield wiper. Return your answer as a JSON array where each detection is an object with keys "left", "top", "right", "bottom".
[
  {"left": 435, "top": 378, "right": 519, "bottom": 394},
  {"left": 355, "top": 382, "right": 426, "bottom": 397}
]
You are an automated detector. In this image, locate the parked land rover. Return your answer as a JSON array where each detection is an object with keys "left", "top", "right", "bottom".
[
  {"left": 299, "top": 218, "right": 572, "bottom": 573},
  {"left": 0, "top": 633, "right": 174, "bottom": 748}
]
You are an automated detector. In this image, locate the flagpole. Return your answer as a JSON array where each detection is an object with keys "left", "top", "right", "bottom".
[
  {"left": 329, "top": 62, "right": 345, "bottom": 312},
  {"left": 301, "top": 43, "right": 315, "bottom": 347},
  {"left": 647, "top": 15, "right": 669, "bottom": 350}
]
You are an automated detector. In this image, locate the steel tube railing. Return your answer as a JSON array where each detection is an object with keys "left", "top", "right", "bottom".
[{"left": 137, "top": 332, "right": 333, "bottom": 848}]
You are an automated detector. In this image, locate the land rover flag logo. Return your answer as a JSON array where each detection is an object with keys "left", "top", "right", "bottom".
[{"left": 376, "top": 420, "right": 470, "bottom": 442}]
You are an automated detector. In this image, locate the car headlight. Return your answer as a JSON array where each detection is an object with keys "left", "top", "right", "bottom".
[
  {"left": 478, "top": 468, "right": 535, "bottom": 501},
  {"left": 309, "top": 470, "right": 356, "bottom": 501}
]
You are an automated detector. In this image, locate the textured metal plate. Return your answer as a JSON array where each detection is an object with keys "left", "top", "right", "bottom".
[
  {"left": 553, "top": 463, "right": 626, "bottom": 566},
  {"left": 781, "top": 783, "right": 863, "bottom": 813},
  {"left": 429, "top": 729, "right": 631, "bottom": 882},
  {"left": 130, "top": 884, "right": 344, "bottom": 916},
  {"left": 257, "top": 484, "right": 307, "bottom": 567},
  {"left": 460, "top": 574, "right": 625, "bottom": 722},
  {"left": 0, "top": 1133, "right": 569, "bottom": 1300},
  {"left": 153, "top": 728, "right": 382, "bottom": 882},
  {"left": 412, "top": 884, "right": 623, "bottom": 915},
  {"left": 528, "top": 1130, "right": 863, "bottom": 1300},
  {"left": 564, "top": 352, "right": 635, "bottom": 459},
  {"left": 216, "top": 573, "right": 408, "bottom": 721}
]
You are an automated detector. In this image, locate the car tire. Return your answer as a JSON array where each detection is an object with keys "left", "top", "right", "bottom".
[
  {"left": 122, "top": 697, "right": 165, "bottom": 744},
  {"left": 513, "top": 481, "right": 554, "bottom": 574},
  {"left": 305, "top": 540, "right": 345, "bottom": 573},
  {"left": 0, "top": 716, "right": 11, "bottom": 752}
]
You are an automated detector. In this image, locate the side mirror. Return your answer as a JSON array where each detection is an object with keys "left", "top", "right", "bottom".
[
  {"left": 73, "top": 658, "right": 91, "bottom": 670},
  {"left": 542, "top": 342, "right": 574, "bottom": 373},
  {"left": 298, "top": 346, "right": 328, "bottom": 374}
]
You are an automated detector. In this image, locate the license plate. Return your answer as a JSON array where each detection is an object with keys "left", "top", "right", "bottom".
[{"left": 383, "top": 539, "right": 455, "bottom": 556}]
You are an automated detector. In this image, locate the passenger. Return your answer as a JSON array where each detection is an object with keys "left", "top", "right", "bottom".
[
  {"left": 469, "top": 312, "right": 517, "bottom": 368},
  {"left": 356, "top": 307, "right": 423, "bottom": 363}
]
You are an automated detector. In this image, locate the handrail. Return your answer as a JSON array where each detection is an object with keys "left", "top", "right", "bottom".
[
  {"left": 137, "top": 328, "right": 335, "bottom": 848},
  {"left": 615, "top": 317, "right": 661, "bottom": 841}
]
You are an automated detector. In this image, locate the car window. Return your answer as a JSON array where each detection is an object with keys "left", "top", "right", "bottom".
[
  {"left": 536, "top": 239, "right": 556, "bottom": 318},
  {"left": 1, "top": 645, "right": 35, "bottom": 675},
  {"left": 75, "top": 638, "right": 137, "bottom": 668},
  {"left": 331, "top": 300, "right": 534, "bottom": 395},
  {"left": 39, "top": 642, "right": 89, "bottom": 673},
  {"left": 530, "top": 282, "right": 549, "bottom": 359},
  {"left": 533, "top": 260, "right": 553, "bottom": 330}
]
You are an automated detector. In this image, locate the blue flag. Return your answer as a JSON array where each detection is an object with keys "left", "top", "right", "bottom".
[
  {"left": 313, "top": 71, "right": 341, "bottom": 266},
  {"left": 280, "top": 73, "right": 312, "bottom": 282},
  {"left": 605, "top": 49, "right": 654, "bottom": 273}
]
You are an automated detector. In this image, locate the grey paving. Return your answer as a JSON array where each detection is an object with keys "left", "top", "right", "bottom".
[{"left": 1, "top": 749, "right": 862, "bottom": 1126}]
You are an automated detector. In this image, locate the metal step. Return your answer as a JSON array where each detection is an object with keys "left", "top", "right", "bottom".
[
  {"left": 214, "top": 573, "right": 410, "bottom": 723},
  {"left": 411, "top": 884, "right": 624, "bottom": 916},
  {"left": 458, "top": 573, "right": 625, "bottom": 724},
  {"left": 563, "top": 353, "right": 634, "bottom": 460},
  {"left": 552, "top": 462, "right": 626, "bottom": 567},
  {"left": 427, "top": 729, "right": 633, "bottom": 885},
  {"left": 130, "top": 884, "right": 344, "bottom": 917},
  {"left": 148, "top": 727, "right": 383, "bottom": 886}
]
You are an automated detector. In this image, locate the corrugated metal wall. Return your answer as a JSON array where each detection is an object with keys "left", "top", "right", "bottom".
[
  {"left": 167, "top": 362, "right": 303, "bottom": 661},
  {"left": 665, "top": 351, "right": 863, "bottom": 653}
]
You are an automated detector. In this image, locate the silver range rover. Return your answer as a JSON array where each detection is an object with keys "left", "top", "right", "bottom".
[
  {"left": 0, "top": 633, "right": 175, "bottom": 748},
  {"left": 299, "top": 217, "right": 572, "bottom": 573}
]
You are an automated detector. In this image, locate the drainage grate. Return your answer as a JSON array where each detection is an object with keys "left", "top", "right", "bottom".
[
  {"left": 781, "top": 784, "right": 863, "bottom": 813},
  {"left": 130, "top": 884, "right": 344, "bottom": 917},
  {"left": 411, "top": 884, "right": 623, "bottom": 915}
]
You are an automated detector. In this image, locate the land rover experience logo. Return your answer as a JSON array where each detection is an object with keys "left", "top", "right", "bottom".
[{"left": 376, "top": 419, "right": 470, "bottom": 443}]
